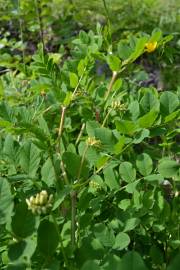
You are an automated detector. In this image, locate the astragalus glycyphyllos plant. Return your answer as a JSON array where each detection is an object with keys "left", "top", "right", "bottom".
[{"left": 0, "top": 26, "right": 180, "bottom": 270}]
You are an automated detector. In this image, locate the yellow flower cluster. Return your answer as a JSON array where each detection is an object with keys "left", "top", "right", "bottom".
[
  {"left": 89, "top": 180, "right": 101, "bottom": 190},
  {"left": 86, "top": 137, "right": 101, "bottom": 147},
  {"left": 26, "top": 190, "right": 53, "bottom": 215},
  {"left": 145, "top": 41, "right": 157, "bottom": 53},
  {"left": 111, "top": 101, "right": 126, "bottom": 111}
]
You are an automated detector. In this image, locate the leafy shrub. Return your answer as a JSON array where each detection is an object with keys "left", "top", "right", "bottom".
[{"left": 0, "top": 25, "right": 180, "bottom": 270}]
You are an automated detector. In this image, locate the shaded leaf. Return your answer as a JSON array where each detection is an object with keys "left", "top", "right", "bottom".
[
  {"left": 94, "top": 224, "right": 115, "bottom": 247},
  {"left": 167, "top": 253, "right": 180, "bottom": 270},
  {"left": 0, "top": 177, "right": 14, "bottom": 225},
  {"left": 119, "top": 251, "right": 148, "bottom": 270},
  {"left": 38, "top": 220, "right": 59, "bottom": 256},
  {"left": 11, "top": 203, "right": 39, "bottom": 238},
  {"left": 81, "top": 260, "right": 101, "bottom": 270},
  {"left": 8, "top": 236, "right": 37, "bottom": 263}
]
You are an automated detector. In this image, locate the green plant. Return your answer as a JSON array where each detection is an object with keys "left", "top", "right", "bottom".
[
  {"left": 0, "top": 25, "right": 180, "bottom": 270},
  {"left": 1, "top": 0, "right": 180, "bottom": 92}
]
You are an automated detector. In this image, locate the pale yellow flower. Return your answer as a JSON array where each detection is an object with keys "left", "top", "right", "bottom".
[
  {"left": 26, "top": 190, "right": 53, "bottom": 215},
  {"left": 86, "top": 137, "right": 101, "bottom": 147}
]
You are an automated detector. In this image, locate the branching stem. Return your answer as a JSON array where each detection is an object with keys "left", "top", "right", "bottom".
[
  {"left": 105, "top": 71, "right": 118, "bottom": 101},
  {"left": 102, "top": 108, "right": 113, "bottom": 127}
]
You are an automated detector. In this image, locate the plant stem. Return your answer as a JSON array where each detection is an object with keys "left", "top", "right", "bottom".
[
  {"left": 105, "top": 71, "right": 118, "bottom": 101},
  {"left": 120, "top": 141, "right": 133, "bottom": 155},
  {"left": 56, "top": 68, "right": 86, "bottom": 250},
  {"left": 56, "top": 106, "right": 70, "bottom": 186},
  {"left": 75, "top": 123, "right": 85, "bottom": 145},
  {"left": 71, "top": 190, "right": 77, "bottom": 249},
  {"left": 60, "top": 159, "right": 69, "bottom": 185},
  {"left": 56, "top": 106, "right": 66, "bottom": 157},
  {"left": 35, "top": 0, "right": 45, "bottom": 52},
  {"left": 102, "top": 108, "right": 113, "bottom": 127},
  {"left": 58, "top": 106, "right": 66, "bottom": 140}
]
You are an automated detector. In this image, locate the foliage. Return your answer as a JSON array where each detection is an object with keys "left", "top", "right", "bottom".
[{"left": 0, "top": 1, "right": 180, "bottom": 269}]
